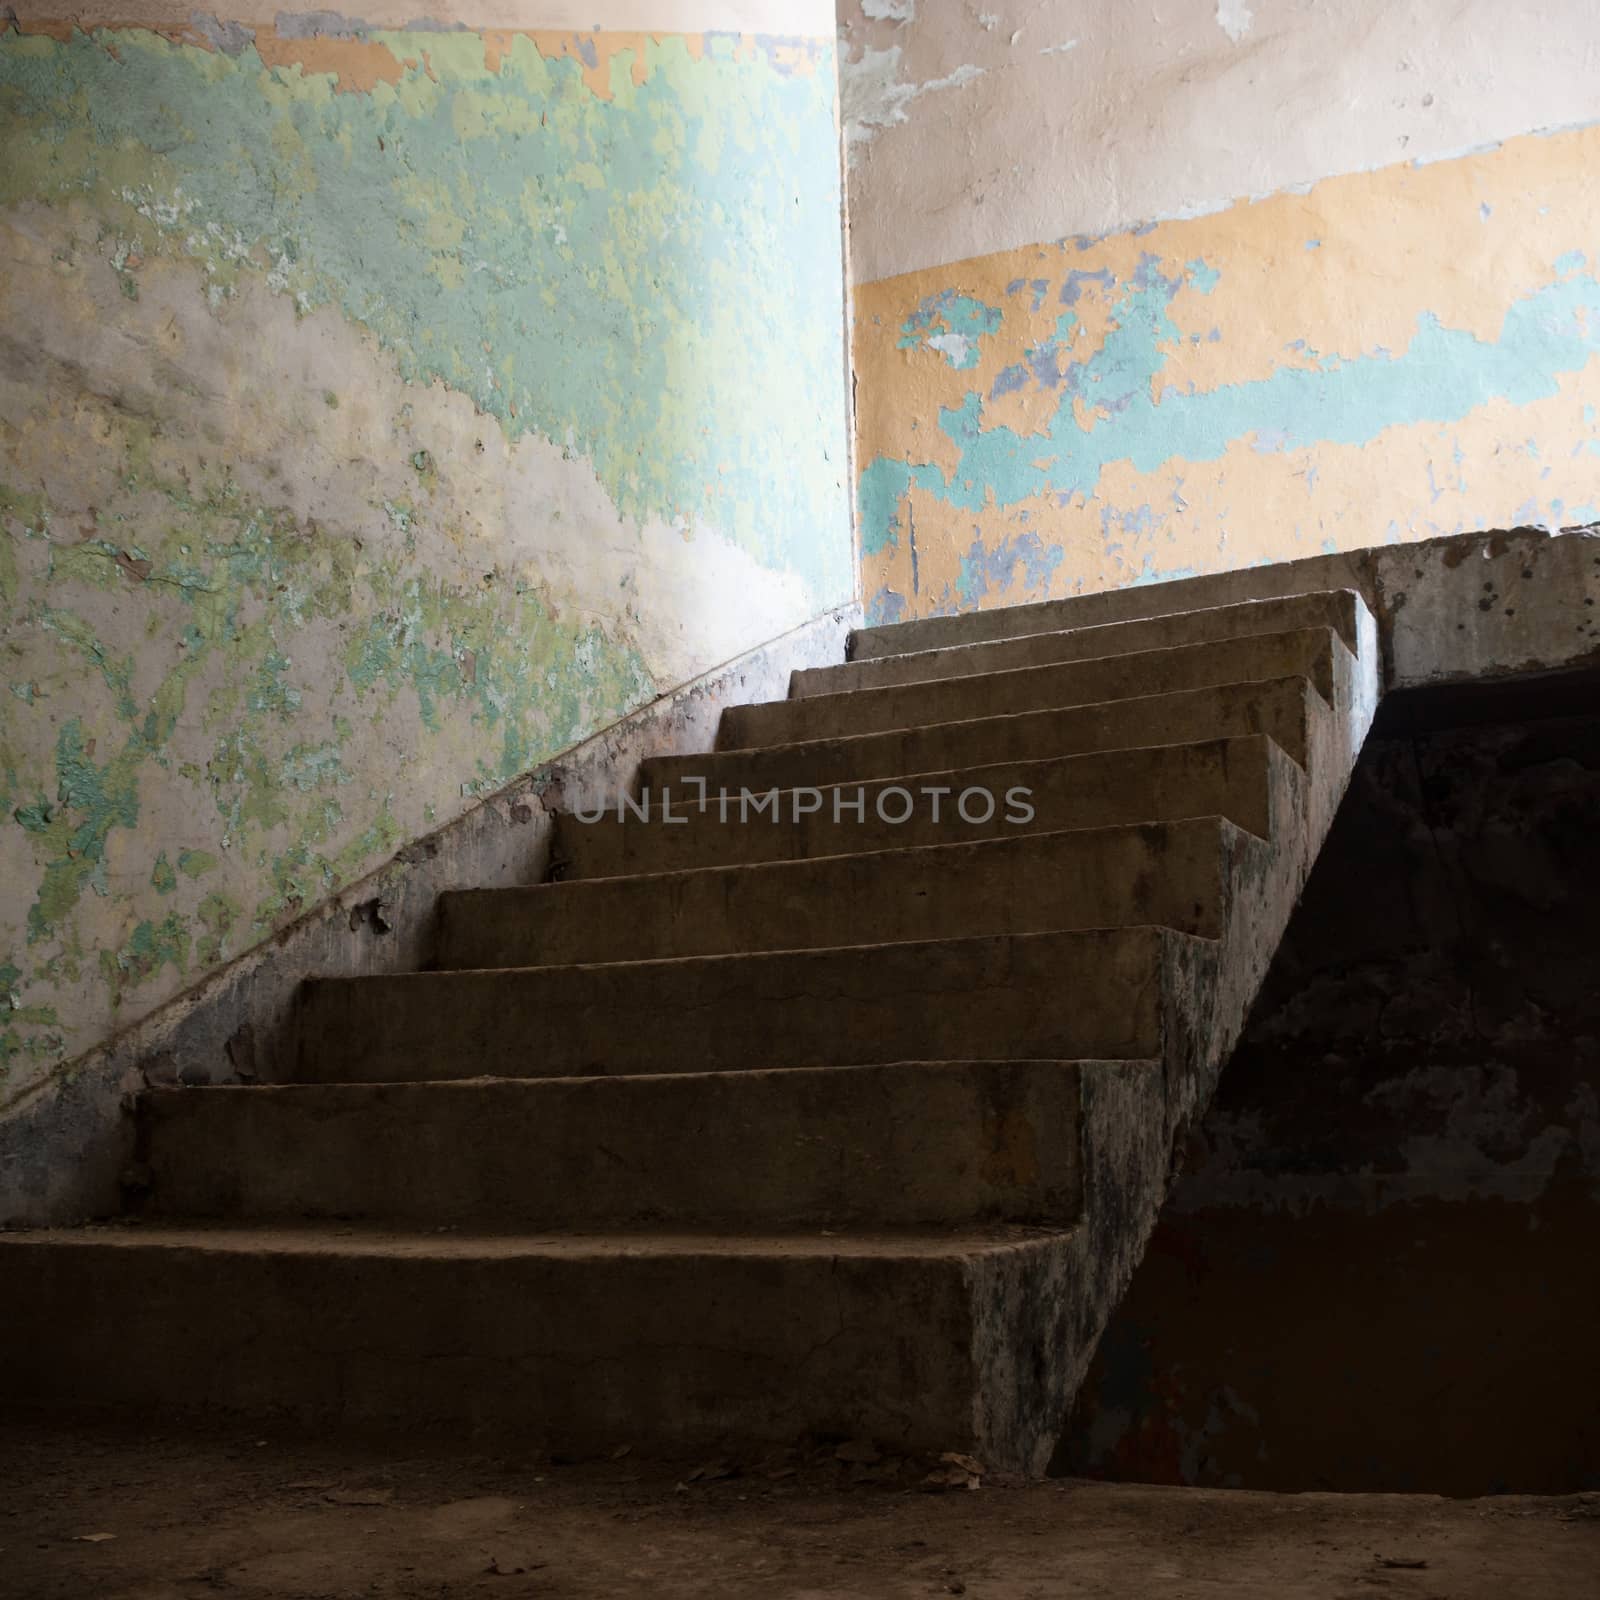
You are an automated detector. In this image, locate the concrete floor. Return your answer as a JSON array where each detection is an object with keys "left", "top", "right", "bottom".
[{"left": 2, "top": 1417, "right": 1595, "bottom": 1598}]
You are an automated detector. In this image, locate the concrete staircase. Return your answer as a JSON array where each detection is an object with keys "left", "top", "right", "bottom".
[{"left": 0, "top": 585, "right": 1379, "bottom": 1474}]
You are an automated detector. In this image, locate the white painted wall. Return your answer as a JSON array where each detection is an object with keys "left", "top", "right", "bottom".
[{"left": 840, "top": 0, "right": 1600, "bottom": 283}]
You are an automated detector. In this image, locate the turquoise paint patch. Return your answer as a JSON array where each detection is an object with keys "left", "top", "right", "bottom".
[
  {"left": 856, "top": 455, "right": 946, "bottom": 557},
  {"left": 857, "top": 458, "right": 909, "bottom": 557},
  {"left": 898, "top": 290, "right": 1004, "bottom": 369},
  {"left": 872, "top": 260, "right": 1600, "bottom": 518}
]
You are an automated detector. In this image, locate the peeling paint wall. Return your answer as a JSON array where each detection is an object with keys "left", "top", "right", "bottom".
[
  {"left": 1061, "top": 692, "right": 1600, "bottom": 1493},
  {"left": 0, "top": 4, "right": 850, "bottom": 1108},
  {"left": 841, "top": 2, "right": 1600, "bottom": 627},
  {"left": 851, "top": 126, "right": 1600, "bottom": 626}
]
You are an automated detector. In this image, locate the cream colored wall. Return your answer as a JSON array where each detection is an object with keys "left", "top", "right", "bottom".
[{"left": 840, "top": 0, "right": 1600, "bottom": 285}]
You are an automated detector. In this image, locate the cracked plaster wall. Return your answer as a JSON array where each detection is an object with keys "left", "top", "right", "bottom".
[{"left": 0, "top": 4, "right": 851, "bottom": 1112}]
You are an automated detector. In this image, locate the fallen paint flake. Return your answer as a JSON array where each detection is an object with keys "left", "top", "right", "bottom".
[
  {"left": 927, "top": 331, "right": 975, "bottom": 366},
  {"left": 841, "top": 45, "right": 985, "bottom": 161},
  {"left": 1216, "top": 0, "right": 1254, "bottom": 43}
]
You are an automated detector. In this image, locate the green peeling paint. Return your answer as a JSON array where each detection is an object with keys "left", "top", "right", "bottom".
[
  {"left": 0, "top": 22, "right": 851, "bottom": 1102},
  {"left": 2, "top": 422, "right": 660, "bottom": 1085},
  {"left": 0, "top": 26, "right": 851, "bottom": 602}
]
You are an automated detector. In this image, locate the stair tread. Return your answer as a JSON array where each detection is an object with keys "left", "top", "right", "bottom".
[
  {"left": 736, "top": 626, "right": 1338, "bottom": 749},
  {"left": 573, "top": 732, "right": 1284, "bottom": 812},
  {"left": 726, "top": 668, "right": 1324, "bottom": 755},
  {"left": 815, "top": 624, "right": 1340, "bottom": 698},
  {"left": 438, "top": 815, "right": 1245, "bottom": 966},
  {"left": 295, "top": 926, "right": 1196, "bottom": 1085},
  {"left": 554, "top": 734, "right": 1293, "bottom": 878},
  {"left": 460, "top": 814, "right": 1234, "bottom": 895},
  {"left": 1, "top": 1220, "right": 1067, "bottom": 1261},
  {"left": 314, "top": 921, "right": 1202, "bottom": 981},
  {"left": 836, "top": 588, "right": 1363, "bottom": 675},
  {"left": 641, "top": 674, "right": 1324, "bottom": 795},
  {"left": 142, "top": 1059, "right": 1113, "bottom": 1230},
  {"left": 151, "top": 1056, "right": 1148, "bottom": 1094},
  {"left": 849, "top": 583, "right": 1370, "bottom": 661}
]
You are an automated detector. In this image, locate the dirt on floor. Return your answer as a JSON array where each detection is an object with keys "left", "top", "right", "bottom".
[{"left": 1, "top": 1415, "right": 1596, "bottom": 1599}]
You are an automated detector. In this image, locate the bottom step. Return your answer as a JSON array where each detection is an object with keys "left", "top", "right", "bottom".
[
  {"left": 139, "top": 1060, "right": 1103, "bottom": 1230},
  {"left": 0, "top": 1223, "right": 1073, "bottom": 1470}
]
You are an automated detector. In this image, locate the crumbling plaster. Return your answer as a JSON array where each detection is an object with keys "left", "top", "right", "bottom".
[{"left": 838, "top": 0, "right": 1600, "bottom": 286}]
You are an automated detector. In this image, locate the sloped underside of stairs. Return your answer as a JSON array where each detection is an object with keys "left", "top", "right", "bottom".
[{"left": 0, "top": 585, "right": 1380, "bottom": 1474}]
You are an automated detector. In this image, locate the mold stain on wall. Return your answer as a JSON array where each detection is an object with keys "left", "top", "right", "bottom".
[
  {"left": 0, "top": 17, "right": 851, "bottom": 1101},
  {"left": 853, "top": 123, "right": 1600, "bottom": 627}
]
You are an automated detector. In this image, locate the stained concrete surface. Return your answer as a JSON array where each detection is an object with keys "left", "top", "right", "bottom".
[
  {"left": 1, "top": 1416, "right": 1596, "bottom": 1600},
  {"left": 1064, "top": 678, "right": 1600, "bottom": 1494},
  {"left": 1, "top": 588, "right": 1377, "bottom": 1473}
]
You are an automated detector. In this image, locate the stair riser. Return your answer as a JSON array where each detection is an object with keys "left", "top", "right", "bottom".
[
  {"left": 141, "top": 1061, "right": 1091, "bottom": 1230},
  {"left": 295, "top": 928, "right": 1187, "bottom": 1083},
  {"left": 728, "top": 629, "right": 1335, "bottom": 750},
  {"left": 642, "top": 677, "right": 1319, "bottom": 799},
  {"left": 796, "top": 591, "right": 1362, "bottom": 696},
  {"left": 0, "top": 1233, "right": 1069, "bottom": 1459},
  {"left": 555, "top": 738, "right": 1278, "bottom": 879},
  {"left": 438, "top": 819, "right": 1222, "bottom": 966},
  {"left": 437, "top": 821, "right": 1230, "bottom": 968}
]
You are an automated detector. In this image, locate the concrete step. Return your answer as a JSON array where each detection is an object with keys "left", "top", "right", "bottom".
[
  {"left": 295, "top": 926, "right": 1213, "bottom": 1084},
  {"left": 140, "top": 1059, "right": 1107, "bottom": 1230},
  {"left": 724, "top": 627, "right": 1340, "bottom": 750},
  {"left": 794, "top": 590, "right": 1364, "bottom": 697},
  {"left": 0, "top": 1222, "right": 1075, "bottom": 1462},
  {"left": 554, "top": 735, "right": 1294, "bottom": 880},
  {"left": 640, "top": 675, "right": 1325, "bottom": 800},
  {"left": 437, "top": 818, "right": 1249, "bottom": 969},
  {"left": 851, "top": 580, "right": 1374, "bottom": 662}
]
